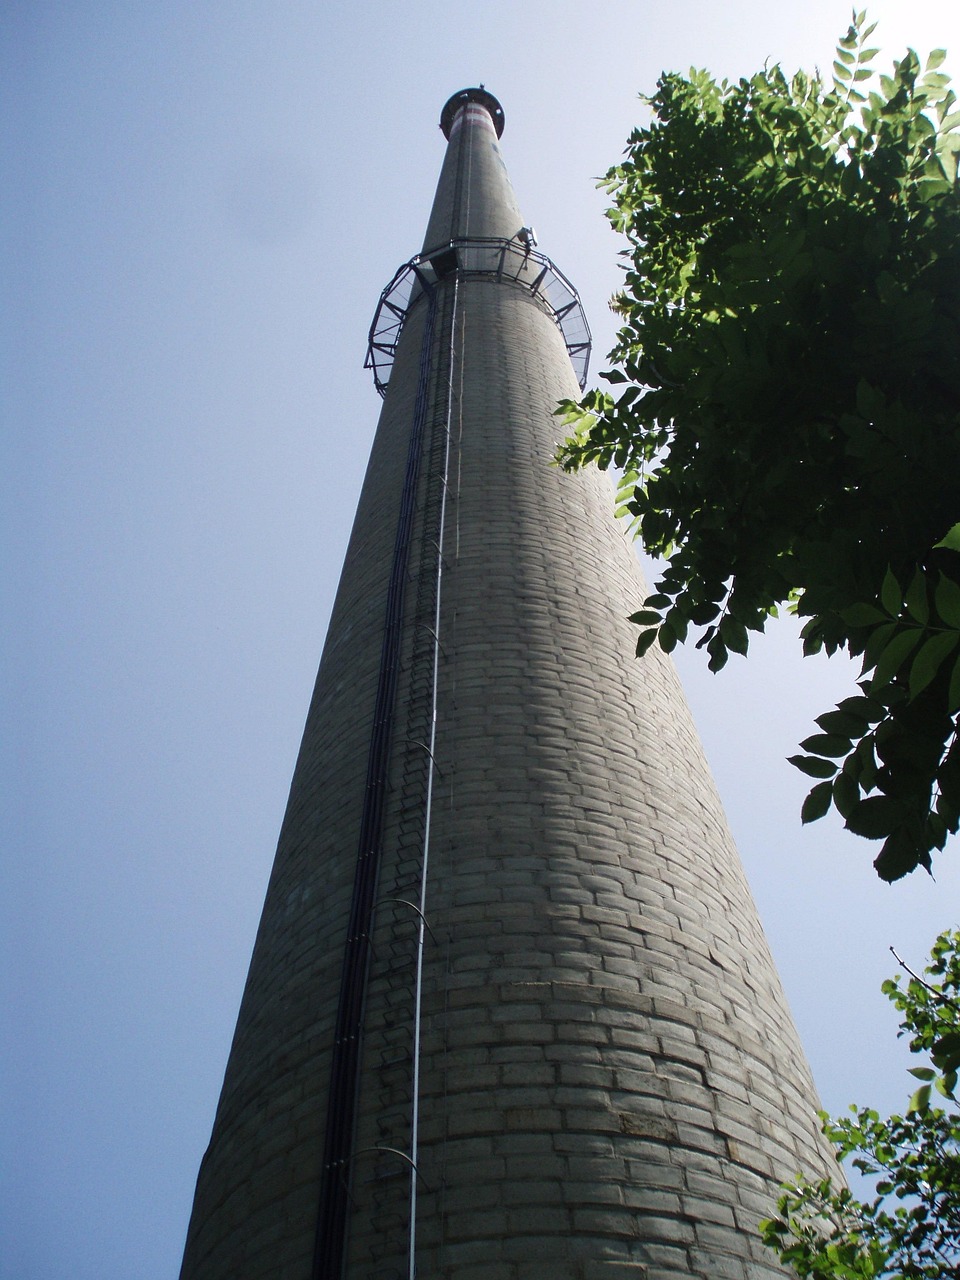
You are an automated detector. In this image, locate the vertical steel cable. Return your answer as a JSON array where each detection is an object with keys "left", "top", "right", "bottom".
[{"left": 407, "top": 270, "right": 458, "bottom": 1280}]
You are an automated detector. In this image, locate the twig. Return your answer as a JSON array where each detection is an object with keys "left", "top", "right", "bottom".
[{"left": 890, "top": 946, "right": 960, "bottom": 1017}]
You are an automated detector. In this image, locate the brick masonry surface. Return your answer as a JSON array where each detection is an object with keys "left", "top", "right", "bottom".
[{"left": 180, "top": 95, "right": 840, "bottom": 1280}]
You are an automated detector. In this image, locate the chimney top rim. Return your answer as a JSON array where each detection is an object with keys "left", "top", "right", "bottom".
[{"left": 439, "top": 88, "right": 505, "bottom": 139}]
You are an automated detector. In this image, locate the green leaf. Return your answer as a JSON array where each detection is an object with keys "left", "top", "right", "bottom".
[
  {"left": 817, "top": 710, "right": 867, "bottom": 736},
  {"left": 932, "top": 1031, "right": 960, "bottom": 1071},
  {"left": 658, "top": 621, "right": 678, "bottom": 653},
  {"left": 937, "top": 1070, "right": 958, "bottom": 1098},
  {"left": 874, "top": 828, "right": 921, "bottom": 881},
  {"left": 929, "top": 811, "right": 949, "bottom": 851},
  {"left": 707, "top": 634, "right": 729, "bottom": 673},
  {"left": 909, "top": 632, "right": 960, "bottom": 699},
  {"left": 949, "top": 655, "right": 960, "bottom": 713},
  {"left": 907, "top": 1067, "right": 935, "bottom": 1081},
  {"left": 863, "top": 622, "right": 898, "bottom": 669},
  {"left": 689, "top": 600, "right": 720, "bottom": 625},
  {"left": 800, "top": 733, "right": 852, "bottom": 758},
  {"left": 922, "top": 71, "right": 952, "bottom": 90},
  {"left": 629, "top": 610, "right": 664, "bottom": 625},
  {"left": 855, "top": 379, "right": 885, "bottom": 418},
  {"left": 904, "top": 570, "right": 930, "bottom": 625},
  {"left": 635, "top": 628, "right": 658, "bottom": 659},
  {"left": 845, "top": 795, "right": 904, "bottom": 839},
  {"left": 935, "top": 576, "right": 960, "bottom": 628},
  {"left": 801, "top": 781, "right": 834, "bottom": 824},
  {"left": 935, "top": 523, "right": 960, "bottom": 552},
  {"left": 881, "top": 568, "right": 902, "bottom": 616},
  {"left": 927, "top": 48, "right": 948, "bottom": 71},
  {"left": 838, "top": 695, "right": 885, "bottom": 723},
  {"left": 719, "top": 613, "right": 749, "bottom": 656},
  {"left": 869, "top": 627, "right": 923, "bottom": 689},
  {"left": 833, "top": 770, "right": 860, "bottom": 819},
  {"left": 939, "top": 743, "right": 960, "bottom": 806},
  {"left": 908, "top": 1083, "right": 931, "bottom": 1113},
  {"left": 789, "top": 754, "right": 839, "bottom": 779},
  {"left": 841, "top": 603, "right": 888, "bottom": 627}
]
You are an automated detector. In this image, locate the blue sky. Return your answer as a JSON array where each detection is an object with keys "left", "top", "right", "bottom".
[{"left": 5, "top": 2, "right": 960, "bottom": 1276}]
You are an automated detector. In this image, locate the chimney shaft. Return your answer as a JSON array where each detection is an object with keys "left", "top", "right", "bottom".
[{"left": 180, "top": 90, "right": 839, "bottom": 1280}]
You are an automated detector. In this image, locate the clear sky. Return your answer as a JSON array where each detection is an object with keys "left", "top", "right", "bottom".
[{"left": 4, "top": 2, "right": 960, "bottom": 1276}]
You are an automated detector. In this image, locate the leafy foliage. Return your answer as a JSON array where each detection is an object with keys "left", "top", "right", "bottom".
[
  {"left": 556, "top": 15, "right": 960, "bottom": 879},
  {"left": 760, "top": 930, "right": 960, "bottom": 1277}
]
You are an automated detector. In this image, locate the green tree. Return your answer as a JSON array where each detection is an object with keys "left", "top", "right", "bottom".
[
  {"left": 759, "top": 929, "right": 960, "bottom": 1278},
  {"left": 556, "top": 15, "right": 960, "bottom": 880}
]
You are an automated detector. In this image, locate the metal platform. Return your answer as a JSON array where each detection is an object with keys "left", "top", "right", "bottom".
[{"left": 365, "top": 236, "right": 591, "bottom": 396}]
